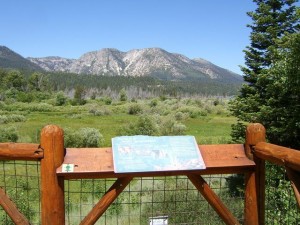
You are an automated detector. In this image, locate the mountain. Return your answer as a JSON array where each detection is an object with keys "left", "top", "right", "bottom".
[
  {"left": 27, "top": 56, "right": 75, "bottom": 72},
  {"left": 28, "top": 48, "right": 243, "bottom": 83},
  {"left": 0, "top": 46, "right": 43, "bottom": 71}
]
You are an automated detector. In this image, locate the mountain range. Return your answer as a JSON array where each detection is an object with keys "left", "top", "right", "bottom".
[{"left": 0, "top": 45, "right": 243, "bottom": 83}]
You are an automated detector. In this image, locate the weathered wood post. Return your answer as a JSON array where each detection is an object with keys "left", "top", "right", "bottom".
[
  {"left": 40, "top": 125, "right": 65, "bottom": 225},
  {"left": 245, "top": 123, "right": 266, "bottom": 225}
]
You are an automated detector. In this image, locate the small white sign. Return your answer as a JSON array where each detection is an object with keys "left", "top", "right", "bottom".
[
  {"left": 149, "top": 216, "right": 168, "bottom": 225},
  {"left": 62, "top": 164, "right": 74, "bottom": 172}
]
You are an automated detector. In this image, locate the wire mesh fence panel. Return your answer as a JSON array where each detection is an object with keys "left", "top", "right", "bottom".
[
  {"left": 265, "top": 163, "right": 300, "bottom": 225},
  {"left": 0, "top": 160, "right": 41, "bottom": 225},
  {"left": 65, "top": 175, "right": 244, "bottom": 225},
  {"left": 3, "top": 161, "right": 298, "bottom": 224}
]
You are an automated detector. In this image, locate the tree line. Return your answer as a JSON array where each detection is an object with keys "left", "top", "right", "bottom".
[{"left": 0, "top": 68, "right": 242, "bottom": 103}]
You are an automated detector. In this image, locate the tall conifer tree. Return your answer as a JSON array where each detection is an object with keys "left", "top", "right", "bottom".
[{"left": 230, "top": 0, "right": 300, "bottom": 144}]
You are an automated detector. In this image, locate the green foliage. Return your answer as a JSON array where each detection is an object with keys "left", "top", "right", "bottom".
[
  {"left": 229, "top": 1, "right": 300, "bottom": 222},
  {"left": 119, "top": 88, "right": 127, "bottom": 101},
  {"left": 3, "top": 70, "right": 25, "bottom": 91},
  {"left": 0, "top": 127, "right": 18, "bottom": 142},
  {"left": 0, "top": 114, "right": 26, "bottom": 124},
  {"left": 265, "top": 164, "right": 300, "bottom": 224},
  {"left": 150, "top": 98, "right": 158, "bottom": 107},
  {"left": 103, "top": 96, "right": 112, "bottom": 105},
  {"left": 28, "top": 72, "right": 49, "bottom": 91},
  {"left": 3, "top": 102, "right": 55, "bottom": 112},
  {"left": 119, "top": 115, "right": 159, "bottom": 136},
  {"left": 64, "top": 127, "right": 104, "bottom": 147},
  {"left": 72, "top": 86, "right": 87, "bottom": 105},
  {"left": 128, "top": 103, "right": 143, "bottom": 115},
  {"left": 230, "top": 0, "right": 300, "bottom": 147},
  {"left": 55, "top": 91, "right": 68, "bottom": 106}
]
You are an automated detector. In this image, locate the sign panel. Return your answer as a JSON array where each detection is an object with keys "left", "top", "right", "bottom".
[{"left": 112, "top": 136, "right": 205, "bottom": 173}]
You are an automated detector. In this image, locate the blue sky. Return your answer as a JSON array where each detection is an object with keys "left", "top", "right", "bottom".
[{"left": 1, "top": 0, "right": 259, "bottom": 74}]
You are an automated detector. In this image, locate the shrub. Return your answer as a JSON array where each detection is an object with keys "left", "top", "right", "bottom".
[
  {"left": 119, "top": 115, "right": 158, "bottom": 136},
  {"left": 64, "top": 127, "right": 104, "bottom": 148},
  {"left": 119, "top": 89, "right": 127, "bottom": 102},
  {"left": 160, "top": 117, "right": 187, "bottom": 135},
  {"left": 172, "top": 123, "right": 187, "bottom": 135},
  {"left": 174, "top": 111, "right": 189, "bottom": 121},
  {"left": 56, "top": 92, "right": 68, "bottom": 106},
  {"left": 177, "top": 106, "right": 207, "bottom": 118},
  {"left": 103, "top": 97, "right": 112, "bottom": 105},
  {"left": 89, "top": 107, "right": 111, "bottom": 116},
  {"left": 150, "top": 99, "right": 158, "bottom": 107},
  {"left": 0, "top": 127, "right": 18, "bottom": 142},
  {"left": 128, "top": 104, "right": 143, "bottom": 115},
  {"left": 3, "top": 102, "right": 55, "bottom": 112},
  {"left": 0, "top": 114, "right": 26, "bottom": 124}
]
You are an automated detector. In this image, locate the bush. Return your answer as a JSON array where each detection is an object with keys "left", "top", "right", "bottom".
[
  {"left": 160, "top": 117, "right": 187, "bottom": 135},
  {"left": 0, "top": 127, "right": 18, "bottom": 142},
  {"left": 150, "top": 99, "right": 158, "bottom": 107},
  {"left": 119, "top": 115, "right": 159, "bottom": 136},
  {"left": 174, "top": 111, "right": 189, "bottom": 121},
  {"left": 56, "top": 92, "right": 68, "bottom": 106},
  {"left": 103, "top": 97, "right": 112, "bottom": 105},
  {"left": 3, "top": 102, "right": 55, "bottom": 112},
  {"left": 89, "top": 106, "right": 111, "bottom": 116},
  {"left": 64, "top": 127, "right": 104, "bottom": 148},
  {"left": 172, "top": 123, "right": 187, "bottom": 135},
  {"left": 128, "top": 104, "right": 143, "bottom": 115},
  {"left": 177, "top": 106, "right": 207, "bottom": 118},
  {"left": 0, "top": 114, "right": 26, "bottom": 124}
]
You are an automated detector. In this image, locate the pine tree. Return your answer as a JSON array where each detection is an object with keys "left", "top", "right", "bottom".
[{"left": 230, "top": 0, "right": 300, "bottom": 144}]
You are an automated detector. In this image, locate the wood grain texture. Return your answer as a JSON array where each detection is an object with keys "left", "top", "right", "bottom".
[
  {"left": 56, "top": 144, "right": 255, "bottom": 179},
  {"left": 254, "top": 142, "right": 300, "bottom": 172},
  {"left": 244, "top": 172, "right": 259, "bottom": 225},
  {"left": 245, "top": 123, "right": 266, "bottom": 160},
  {"left": 40, "top": 125, "right": 65, "bottom": 225},
  {"left": 0, "top": 143, "right": 42, "bottom": 160}
]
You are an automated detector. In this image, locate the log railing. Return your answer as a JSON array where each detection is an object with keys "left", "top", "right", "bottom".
[
  {"left": 0, "top": 123, "right": 299, "bottom": 225},
  {"left": 253, "top": 141, "right": 300, "bottom": 208}
]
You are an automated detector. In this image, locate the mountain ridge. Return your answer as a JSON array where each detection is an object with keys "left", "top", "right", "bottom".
[
  {"left": 0, "top": 46, "right": 242, "bottom": 84},
  {"left": 28, "top": 47, "right": 242, "bottom": 83},
  {"left": 0, "top": 45, "right": 43, "bottom": 71}
]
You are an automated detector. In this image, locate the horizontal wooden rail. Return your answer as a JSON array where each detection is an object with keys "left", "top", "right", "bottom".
[
  {"left": 253, "top": 142, "right": 300, "bottom": 172},
  {"left": 56, "top": 144, "right": 256, "bottom": 179},
  {"left": 254, "top": 141, "right": 300, "bottom": 208},
  {"left": 0, "top": 143, "right": 43, "bottom": 160}
]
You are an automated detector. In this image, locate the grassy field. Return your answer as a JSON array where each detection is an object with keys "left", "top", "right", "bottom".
[{"left": 0, "top": 97, "right": 236, "bottom": 146}]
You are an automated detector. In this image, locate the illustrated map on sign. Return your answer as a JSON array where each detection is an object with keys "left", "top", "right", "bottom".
[{"left": 112, "top": 136, "right": 206, "bottom": 173}]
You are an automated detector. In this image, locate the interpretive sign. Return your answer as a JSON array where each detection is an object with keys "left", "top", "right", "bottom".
[{"left": 112, "top": 136, "right": 205, "bottom": 173}]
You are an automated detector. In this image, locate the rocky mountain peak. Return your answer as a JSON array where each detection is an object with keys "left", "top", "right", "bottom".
[{"left": 0, "top": 45, "right": 243, "bottom": 83}]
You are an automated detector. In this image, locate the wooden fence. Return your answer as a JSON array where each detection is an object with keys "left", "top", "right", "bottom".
[{"left": 0, "top": 123, "right": 299, "bottom": 225}]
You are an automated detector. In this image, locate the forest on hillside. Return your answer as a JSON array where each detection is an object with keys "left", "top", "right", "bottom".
[{"left": 0, "top": 68, "right": 242, "bottom": 102}]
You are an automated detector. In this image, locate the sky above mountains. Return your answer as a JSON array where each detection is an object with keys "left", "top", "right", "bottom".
[{"left": 1, "top": 0, "right": 259, "bottom": 74}]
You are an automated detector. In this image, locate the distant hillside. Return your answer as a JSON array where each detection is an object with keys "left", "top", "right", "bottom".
[
  {"left": 0, "top": 45, "right": 243, "bottom": 88},
  {"left": 28, "top": 48, "right": 243, "bottom": 83},
  {"left": 0, "top": 46, "right": 43, "bottom": 71}
]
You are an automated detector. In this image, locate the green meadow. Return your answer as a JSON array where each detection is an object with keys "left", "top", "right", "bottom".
[{"left": 0, "top": 97, "right": 236, "bottom": 146}]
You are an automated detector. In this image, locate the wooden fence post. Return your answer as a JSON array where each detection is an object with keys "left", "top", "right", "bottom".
[
  {"left": 40, "top": 125, "right": 65, "bottom": 225},
  {"left": 245, "top": 123, "right": 266, "bottom": 225}
]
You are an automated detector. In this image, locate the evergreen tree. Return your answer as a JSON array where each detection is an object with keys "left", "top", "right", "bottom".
[
  {"left": 73, "top": 85, "right": 86, "bottom": 105},
  {"left": 28, "top": 72, "right": 49, "bottom": 91},
  {"left": 230, "top": 0, "right": 300, "bottom": 144}
]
